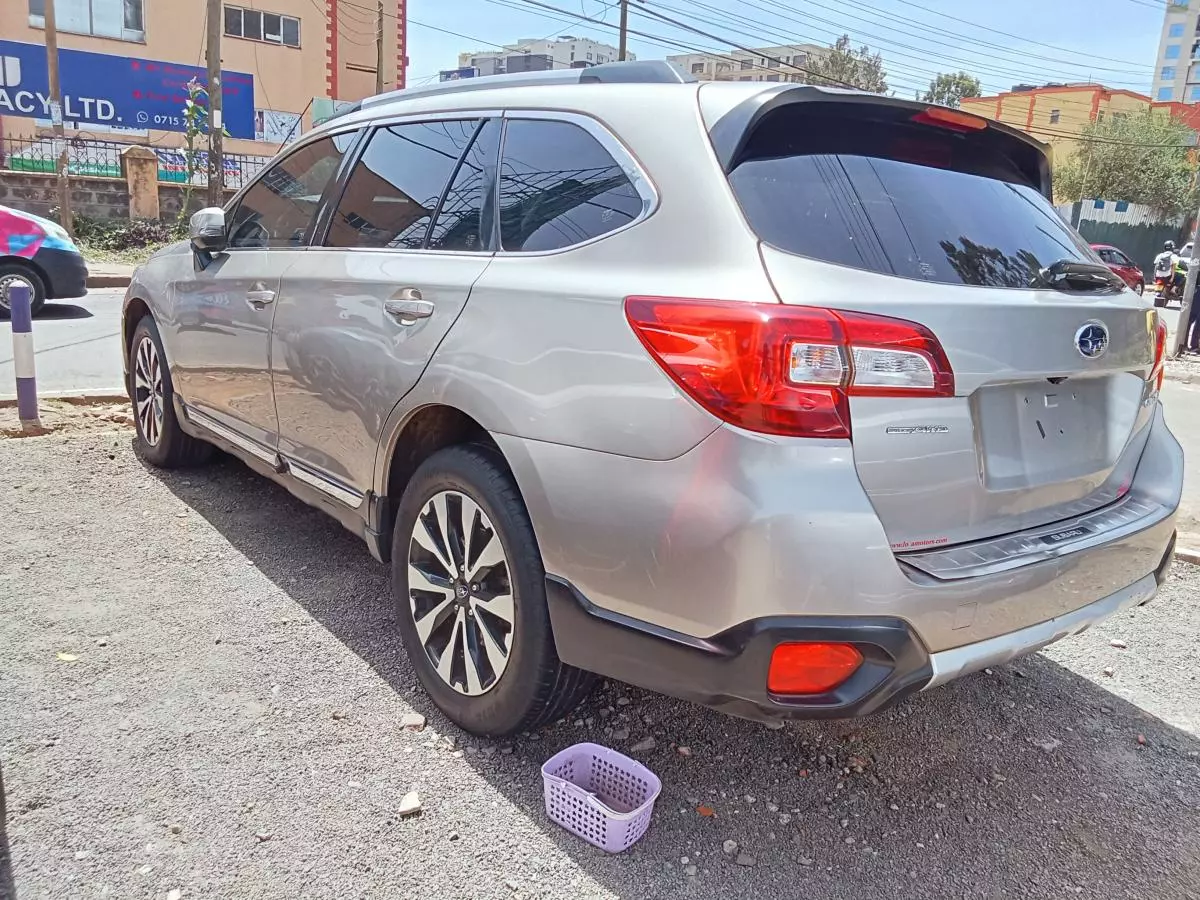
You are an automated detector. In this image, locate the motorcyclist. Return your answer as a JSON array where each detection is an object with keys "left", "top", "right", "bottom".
[{"left": 1154, "top": 240, "right": 1186, "bottom": 301}]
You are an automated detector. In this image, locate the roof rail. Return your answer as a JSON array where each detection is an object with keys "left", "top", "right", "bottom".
[{"left": 360, "top": 60, "right": 694, "bottom": 109}]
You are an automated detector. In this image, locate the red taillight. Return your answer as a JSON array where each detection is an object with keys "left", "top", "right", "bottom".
[
  {"left": 1150, "top": 317, "right": 1168, "bottom": 394},
  {"left": 767, "top": 642, "right": 864, "bottom": 695},
  {"left": 624, "top": 298, "right": 954, "bottom": 439}
]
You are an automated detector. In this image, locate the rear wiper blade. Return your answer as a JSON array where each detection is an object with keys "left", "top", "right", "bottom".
[{"left": 1033, "top": 258, "right": 1124, "bottom": 293}]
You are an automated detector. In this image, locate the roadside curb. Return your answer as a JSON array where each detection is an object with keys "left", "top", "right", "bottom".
[
  {"left": 87, "top": 275, "right": 131, "bottom": 289},
  {"left": 0, "top": 389, "right": 126, "bottom": 407},
  {"left": 1178, "top": 546, "right": 1200, "bottom": 567}
]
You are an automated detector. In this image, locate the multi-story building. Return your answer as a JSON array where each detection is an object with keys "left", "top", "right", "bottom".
[
  {"left": 665, "top": 44, "right": 824, "bottom": 83},
  {"left": 1152, "top": 0, "right": 1200, "bottom": 104},
  {"left": 0, "top": 0, "right": 407, "bottom": 154},
  {"left": 960, "top": 83, "right": 1200, "bottom": 162},
  {"left": 458, "top": 36, "right": 627, "bottom": 78}
]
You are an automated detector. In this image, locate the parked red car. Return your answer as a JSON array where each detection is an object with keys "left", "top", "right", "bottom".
[{"left": 1090, "top": 243, "right": 1144, "bottom": 295}]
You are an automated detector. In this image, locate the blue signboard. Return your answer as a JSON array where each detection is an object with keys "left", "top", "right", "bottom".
[
  {"left": 439, "top": 67, "right": 479, "bottom": 82},
  {"left": 0, "top": 40, "right": 255, "bottom": 139}
]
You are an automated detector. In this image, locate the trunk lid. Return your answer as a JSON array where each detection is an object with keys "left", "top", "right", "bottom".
[{"left": 717, "top": 90, "right": 1160, "bottom": 547}]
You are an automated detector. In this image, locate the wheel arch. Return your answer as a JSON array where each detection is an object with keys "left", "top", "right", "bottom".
[
  {"left": 372, "top": 404, "right": 513, "bottom": 558},
  {"left": 0, "top": 255, "right": 49, "bottom": 295}
]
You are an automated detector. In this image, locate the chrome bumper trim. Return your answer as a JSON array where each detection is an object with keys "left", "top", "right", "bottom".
[
  {"left": 899, "top": 493, "right": 1170, "bottom": 580},
  {"left": 923, "top": 573, "right": 1158, "bottom": 689}
]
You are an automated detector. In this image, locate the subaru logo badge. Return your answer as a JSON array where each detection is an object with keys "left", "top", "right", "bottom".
[{"left": 1075, "top": 321, "right": 1109, "bottom": 359}]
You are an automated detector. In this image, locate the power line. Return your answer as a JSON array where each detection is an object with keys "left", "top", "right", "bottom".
[{"left": 886, "top": 0, "right": 1155, "bottom": 70}]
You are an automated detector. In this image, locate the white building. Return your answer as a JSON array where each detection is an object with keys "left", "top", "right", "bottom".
[
  {"left": 1152, "top": 1, "right": 1200, "bottom": 103},
  {"left": 458, "top": 36, "right": 629, "bottom": 77},
  {"left": 666, "top": 44, "right": 824, "bottom": 83}
]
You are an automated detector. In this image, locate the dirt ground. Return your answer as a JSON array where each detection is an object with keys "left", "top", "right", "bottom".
[
  {"left": 0, "top": 399, "right": 132, "bottom": 440},
  {"left": 1, "top": 406, "right": 1198, "bottom": 900}
]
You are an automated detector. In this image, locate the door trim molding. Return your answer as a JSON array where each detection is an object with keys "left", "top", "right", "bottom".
[
  {"left": 184, "top": 405, "right": 281, "bottom": 469},
  {"left": 283, "top": 457, "right": 366, "bottom": 509}
]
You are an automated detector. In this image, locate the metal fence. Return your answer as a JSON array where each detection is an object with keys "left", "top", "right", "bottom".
[{"left": 0, "top": 136, "right": 271, "bottom": 190}]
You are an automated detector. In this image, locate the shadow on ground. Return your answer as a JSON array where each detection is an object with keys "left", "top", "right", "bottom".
[
  {"left": 33, "top": 303, "right": 93, "bottom": 321},
  {"left": 151, "top": 452, "right": 1200, "bottom": 898}
]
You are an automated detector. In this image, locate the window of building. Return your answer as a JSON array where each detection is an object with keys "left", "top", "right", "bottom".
[
  {"left": 224, "top": 5, "right": 301, "bottom": 48},
  {"left": 766, "top": 73, "right": 780, "bottom": 82},
  {"left": 497, "top": 119, "right": 645, "bottom": 252},
  {"left": 428, "top": 119, "right": 502, "bottom": 252},
  {"left": 1112, "top": 111, "right": 1128, "bottom": 122},
  {"left": 227, "top": 135, "right": 351, "bottom": 249},
  {"left": 767, "top": 57, "right": 780, "bottom": 68},
  {"left": 740, "top": 58, "right": 754, "bottom": 70},
  {"left": 1158, "top": 86, "right": 1175, "bottom": 100},
  {"left": 1163, "top": 65, "right": 1177, "bottom": 79},
  {"left": 586, "top": 52, "right": 593, "bottom": 60},
  {"left": 739, "top": 76, "right": 752, "bottom": 81},
  {"left": 29, "top": 0, "right": 144, "bottom": 41},
  {"left": 794, "top": 52, "right": 808, "bottom": 66},
  {"left": 326, "top": 121, "right": 480, "bottom": 250},
  {"left": 1049, "top": 108, "right": 1060, "bottom": 124},
  {"left": 1165, "top": 44, "right": 1182, "bottom": 59},
  {"left": 1190, "top": 85, "right": 1200, "bottom": 101},
  {"left": 691, "top": 62, "right": 706, "bottom": 74},
  {"left": 1170, "top": 22, "right": 1186, "bottom": 37}
]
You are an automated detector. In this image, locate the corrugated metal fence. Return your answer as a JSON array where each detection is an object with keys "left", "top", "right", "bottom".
[{"left": 1057, "top": 199, "right": 1190, "bottom": 276}]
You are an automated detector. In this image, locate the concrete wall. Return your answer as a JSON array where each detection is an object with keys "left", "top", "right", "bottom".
[
  {"left": 158, "top": 184, "right": 238, "bottom": 221},
  {"left": 0, "top": 171, "right": 129, "bottom": 221}
]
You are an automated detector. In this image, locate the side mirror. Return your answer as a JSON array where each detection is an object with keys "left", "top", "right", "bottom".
[{"left": 189, "top": 207, "right": 227, "bottom": 255}]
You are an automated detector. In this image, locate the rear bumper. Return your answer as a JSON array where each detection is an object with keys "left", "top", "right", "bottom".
[{"left": 547, "top": 545, "right": 1174, "bottom": 722}]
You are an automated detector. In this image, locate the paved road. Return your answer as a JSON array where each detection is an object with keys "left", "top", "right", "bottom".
[
  {"left": 1, "top": 425, "right": 1199, "bottom": 899},
  {"left": 0, "top": 288, "right": 125, "bottom": 398}
]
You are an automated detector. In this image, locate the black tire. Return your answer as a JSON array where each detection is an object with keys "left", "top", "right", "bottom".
[
  {"left": 391, "top": 445, "right": 595, "bottom": 736},
  {"left": 1135, "top": 281, "right": 1144, "bottom": 296},
  {"left": 0, "top": 261, "right": 47, "bottom": 318},
  {"left": 129, "top": 316, "right": 212, "bottom": 468}
]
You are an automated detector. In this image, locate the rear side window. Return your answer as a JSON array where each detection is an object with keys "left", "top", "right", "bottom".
[
  {"left": 428, "top": 119, "right": 501, "bottom": 252},
  {"left": 228, "top": 134, "right": 351, "bottom": 248},
  {"left": 326, "top": 120, "right": 479, "bottom": 249},
  {"left": 497, "top": 119, "right": 645, "bottom": 252},
  {"left": 728, "top": 109, "right": 1094, "bottom": 288}
]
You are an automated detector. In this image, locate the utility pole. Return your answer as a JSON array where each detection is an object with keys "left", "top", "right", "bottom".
[
  {"left": 43, "top": 0, "right": 74, "bottom": 237},
  {"left": 618, "top": 0, "right": 629, "bottom": 61},
  {"left": 375, "top": 0, "right": 385, "bottom": 94},
  {"left": 205, "top": 0, "right": 224, "bottom": 209},
  {"left": 1172, "top": 205, "right": 1199, "bottom": 356}
]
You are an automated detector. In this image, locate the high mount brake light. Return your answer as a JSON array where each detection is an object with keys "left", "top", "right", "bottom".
[
  {"left": 624, "top": 298, "right": 955, "bottom": 440},
  {"left": 911, "top": 106, "right": 988, "bottom": 132}
]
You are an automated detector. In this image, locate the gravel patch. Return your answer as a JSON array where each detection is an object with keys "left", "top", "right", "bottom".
[{"left": 2, "top": 427, "right": 1199, "bottom": 899}]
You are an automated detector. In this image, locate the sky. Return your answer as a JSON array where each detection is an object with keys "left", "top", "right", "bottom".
[{"left": 400, "top": 0, "right": 1169, "bottom": 100}]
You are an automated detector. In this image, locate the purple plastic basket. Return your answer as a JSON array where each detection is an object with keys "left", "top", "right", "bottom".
[{"left": 541, "top": 742, "right": 662, "bottom": 853}]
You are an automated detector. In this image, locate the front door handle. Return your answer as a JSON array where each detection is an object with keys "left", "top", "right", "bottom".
[
  {"left": 245, "top": 289, "right": 276, "bottom": 310},
  {"left": 384, "top": 289, "right": 434, "bottom": 325}
]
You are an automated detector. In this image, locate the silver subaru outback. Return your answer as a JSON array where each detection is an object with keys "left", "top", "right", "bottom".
[{"left": 123, "top": 62, "right": 1183, "bottom": 736}]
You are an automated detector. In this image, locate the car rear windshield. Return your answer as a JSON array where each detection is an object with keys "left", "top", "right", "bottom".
[{"left": 727, "top": 107, "right": 1095, "bottom": 288}]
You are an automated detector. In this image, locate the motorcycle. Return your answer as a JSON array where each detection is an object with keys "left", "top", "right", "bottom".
[{"left": 1153, "top": 262, "right": 1180, "bottom": 308}]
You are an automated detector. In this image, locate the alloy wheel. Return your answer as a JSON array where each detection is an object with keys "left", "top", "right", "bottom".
[
  {"left": 133, "top": 336, "right": 165, "bottom": 447},
  {"left": 407, "top": 490, "right": 514, "bottom": 696},
  {"left": 0, "top": 272, "right": 35, "bottom": 312}
]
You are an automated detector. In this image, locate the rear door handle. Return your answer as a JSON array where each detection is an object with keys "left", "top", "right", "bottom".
[
  {"left": 245, "top": 289, "right": 275, "bottom": 310},
  {"left": 384, "top": 289, "right": 434, "bottom": 325}
]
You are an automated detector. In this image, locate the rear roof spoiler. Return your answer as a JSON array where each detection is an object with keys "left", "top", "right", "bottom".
[{"left": 707, "top": 85, "right": 1053, "bottom": 198}]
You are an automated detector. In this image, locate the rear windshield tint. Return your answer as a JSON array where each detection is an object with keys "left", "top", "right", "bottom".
[{"left": 727, "top": 109, "right": 1094, "bottom": 288}]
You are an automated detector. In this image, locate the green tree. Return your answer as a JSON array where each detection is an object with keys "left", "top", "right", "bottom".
[
  {"left": 1053, "top": 110, "right": 1199, "bottom": 216},
  {"left": 805, "top": 35, "right": 888, "bottom": 94},
  {"left": 921, "top": 71, "right": 982, "bottom": 108}
]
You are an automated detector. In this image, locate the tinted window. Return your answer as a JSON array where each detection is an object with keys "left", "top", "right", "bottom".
[
  {"left": 228, "top": 135, "right": 351, "bottom": 248},
  {"left": 428, "top": 119, "right": 501, "bottom": 252},
  {"left": 497, "top": 119, "right": 645, "bottom": 252},
  {"left": 728, "top": 110, "right": 1094, "bottom": 289},
  {"left": 326, "top": 120, "right": 479, "bottom": 249}
]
